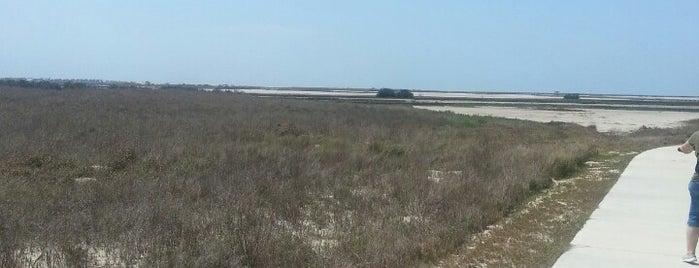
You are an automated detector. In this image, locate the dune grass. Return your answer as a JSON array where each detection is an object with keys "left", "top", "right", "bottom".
[{"left": 0, "top": 87, "right": 605, "bottom": 267}]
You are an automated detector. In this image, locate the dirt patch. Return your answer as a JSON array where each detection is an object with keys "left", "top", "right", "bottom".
[{"left": 431, "top": 150, "right": 637, "bottom": 268}]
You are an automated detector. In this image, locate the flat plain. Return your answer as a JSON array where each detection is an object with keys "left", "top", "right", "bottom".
[{"left": 1, "top": 86, "right": 697, "bottom": 267}]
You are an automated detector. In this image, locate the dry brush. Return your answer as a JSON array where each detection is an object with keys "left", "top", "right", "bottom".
[{"left": 0, "top": 87, "right": 603, "bottom": 267}]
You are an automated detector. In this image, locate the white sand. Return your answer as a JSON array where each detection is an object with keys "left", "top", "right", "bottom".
[
  {"left": 415, "top": 106, "right": 699, "bottom": 133},
  {"left": 234, "top": 89, "right": 558, "bottom": 99},
  {"left": 231, "top": 89, "right": 699, "bottom": 102},
  {"left": 414, "top": 92, "right": 560, "bottom": 99},
  {"left": 224, "top": 88, "right": 699, "bottom": 132},
  {"left": 74, "top": 177, "right": 98, "bottom": 183},
  {"left": 235, "top": 89, "right": 376, "bottom": 96}
]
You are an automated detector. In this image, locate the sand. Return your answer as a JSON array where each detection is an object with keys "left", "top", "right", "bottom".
[
  {"left": 237, "top": 89, "right": 376, "bottom": 96},
  {"left": 414, "top": 106, "right": 699, "bottom": 133},
  {"left": 231, "top": 89, "right": 699, "bottom": 102}
]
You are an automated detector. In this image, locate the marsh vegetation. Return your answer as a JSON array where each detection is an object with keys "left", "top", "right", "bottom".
[{"left": 0, "top": 86, "right": 690, "bottom": 267}]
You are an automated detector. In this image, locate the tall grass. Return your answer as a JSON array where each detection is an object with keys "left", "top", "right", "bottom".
[{"left": 0, "top": 87, "right": 602, "bottom": 267}]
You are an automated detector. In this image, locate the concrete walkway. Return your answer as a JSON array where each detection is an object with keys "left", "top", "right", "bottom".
[{"left": 553, "top": 146, "right": 698, "bottom": 267}]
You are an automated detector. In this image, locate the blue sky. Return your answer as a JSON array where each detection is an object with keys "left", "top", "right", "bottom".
[{"left": 1, "top": 1, "right": 697, "bottom": 95}]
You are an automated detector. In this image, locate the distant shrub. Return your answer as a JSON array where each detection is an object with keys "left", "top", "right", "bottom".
[
  {"left": 396, "top": 89, "right": 414, "bottom": 99},
  {"left": 376, "top": 88, "right": 396, "bottom": 98},
  {"left": 563, "top": 93, "right": 580, "bottom": 100},
  {"left": 376, "top": 88, "right": 414, "bottom": 99}
]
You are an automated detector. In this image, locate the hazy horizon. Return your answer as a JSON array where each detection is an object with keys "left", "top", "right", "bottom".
[{"left": 2, "top": 1, "right": 698, "bottom": 96}]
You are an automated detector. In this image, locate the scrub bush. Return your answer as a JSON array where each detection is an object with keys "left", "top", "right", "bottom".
[{"left": 0, "top": 86, "right": 602, "bottom": 267}]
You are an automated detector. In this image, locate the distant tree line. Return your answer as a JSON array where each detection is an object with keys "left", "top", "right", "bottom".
[
  {"left": 376, "top": 88, "right": 414, "bottom": 99},
  {"left": 160, "top": 84, "right": 201, "bottom": 91},
  {"left": 0, "top": 78, "right": 88, "bottom": 90}
]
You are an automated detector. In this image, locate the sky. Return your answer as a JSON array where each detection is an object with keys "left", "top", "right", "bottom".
[{"left": 1, "top": 1, "right": 697, "bottom": 95}]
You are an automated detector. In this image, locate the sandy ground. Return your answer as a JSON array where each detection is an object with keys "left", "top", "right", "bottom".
[
  {"left": 227, "top": 88, "right": 699, "bottom": 132},
  {"left": 414, "top": 106, "right": 699, "bottom": 133},
  {"left": 414, "top": 92, "right": 559, "bottom": 99},
  {"left": 234, "top": 89, "right": 554, "bottom": 100},
  {"left": 234, "top": 89, "right": 376, "bottom": 96},
  {"left": 234, "top": 89, "right": 561, "bottom": 99}
]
